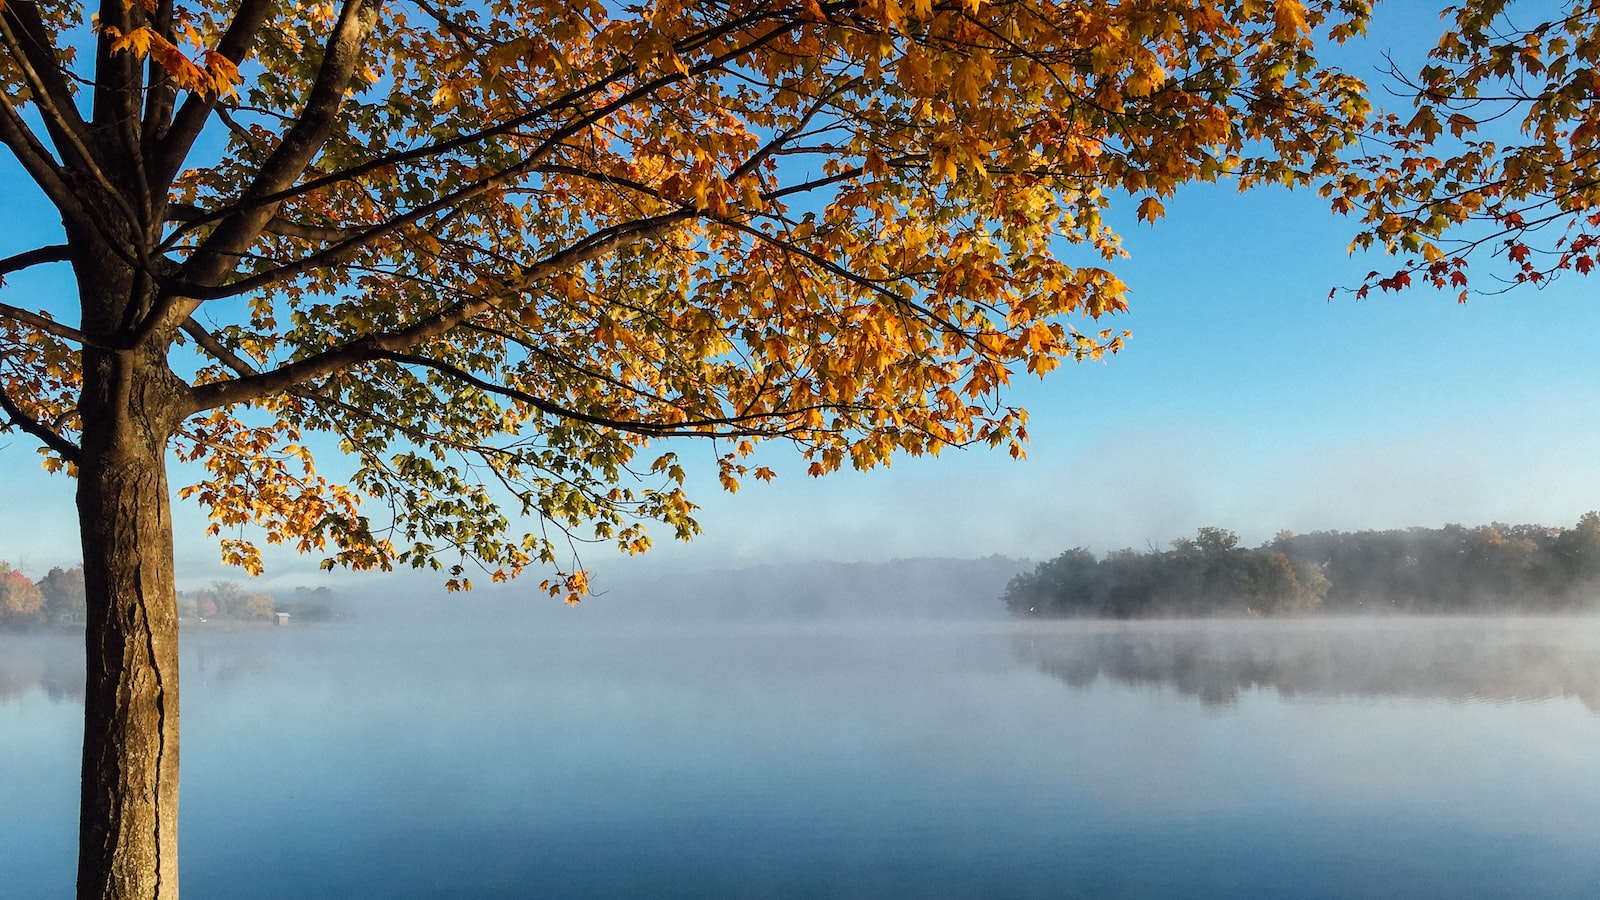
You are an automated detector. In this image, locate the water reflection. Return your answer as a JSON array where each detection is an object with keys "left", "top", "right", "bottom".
[
  {"left": 10, "top": 617, "right": 1600, "bottom": 715},
  {"left": 1013, "top": 617, "right": 1600, "bottom": 711},
  {"left": 5, "top": 615, "right": 1600, "bottom": 898}
]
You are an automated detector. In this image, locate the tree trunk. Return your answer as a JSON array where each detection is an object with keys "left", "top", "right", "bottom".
[{"left": 75, "top": 342, "right": 185, "bottom": 899}]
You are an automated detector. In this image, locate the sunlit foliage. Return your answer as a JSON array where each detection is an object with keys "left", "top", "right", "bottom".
[{"left": 1336, "top": 1, "right": 1600, "bottom": 296}]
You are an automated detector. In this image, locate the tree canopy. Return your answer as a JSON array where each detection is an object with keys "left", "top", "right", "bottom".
[
  {"left": 0, "top": 0, "right": 1373, "bottom": 596},
  {"left": 0, "top": 0, "right": 1382, "bottom": 895}
]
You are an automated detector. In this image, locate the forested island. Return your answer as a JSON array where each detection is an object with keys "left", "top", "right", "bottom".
[{"left": 1005, "top": 515, "right": 1600, "bottom": 618}]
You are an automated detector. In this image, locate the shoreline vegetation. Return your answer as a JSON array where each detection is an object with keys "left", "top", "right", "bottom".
[
  {"left": 1006, "top": 514, "right": 1600, "bottom": 619},
  {"left": 0, "top": 565, "right": 342, "bottom": 631}
]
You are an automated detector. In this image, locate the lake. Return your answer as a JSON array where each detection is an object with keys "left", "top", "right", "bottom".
[{"left": 3, "top": 612, "right": 1599, "bottom": 898}]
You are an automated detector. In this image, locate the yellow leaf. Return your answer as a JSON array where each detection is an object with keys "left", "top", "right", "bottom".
[{"left": 1273, "top": 0, "right": 1309, "bottom": 40}]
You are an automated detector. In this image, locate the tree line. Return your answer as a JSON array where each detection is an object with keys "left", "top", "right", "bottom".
[
  {"left": 0, "top": 563, "right": 88, "bottom": 628},
  {"left": 1005, "top": 515, "right": 1600, "bottom": 618},
  {"left": 0, "top": 567, "right": 340, "bottom": 629}
]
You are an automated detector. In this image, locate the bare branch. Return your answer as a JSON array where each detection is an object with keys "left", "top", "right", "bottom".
[
  {"left": 0, "top": 90, "right": 95, "bottom": 234},
  {"left": 0, "top": 244, "right": 70, "bottom": 279},
  {"left": 410, "top": 0, "right": 491, "bottom": 45},
  {"left": 3, "top": 3, "right": 147, "bottom": 230},
  {"left": 0, "top": 1, "right": 92, "bottom": 149},
  {"left": 179, "top": 318, "right": 259, "bottom": 379}
]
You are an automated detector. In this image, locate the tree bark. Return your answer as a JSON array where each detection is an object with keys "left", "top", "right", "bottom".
[{"left": 74, "top": 340, "right": 185, "bottom": 899}]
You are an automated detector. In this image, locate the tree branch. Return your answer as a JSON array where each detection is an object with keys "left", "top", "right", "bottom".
[
  {"left": 179, "top": 318, "right": 259, "bottom": 379},
  {"left": 168, "top": 203, "right": 352, "bottom": 243},
  {"left": 0, "top": 1, "right": 93, "bottom": 152},
  {"left": 91, "top": 0, "right": 145, "bottom": 144},
  {"left": 5, "top": 1, "right": 151, "bottom": 242},
  {"left": 463, "top": 320, "right": 680, "bottom": 410},
  {"left": 168, "top": 9, "right": 803, "bottom": 308},
  {"left": 186, "top": 208, "right": 696, "bottom": 411},
  {"left": 146, "top": 0, "right": 275, "bottom": 192},
  {"left": 0, "top": 385, "right": 81, "bottom": 463},
  {"left": 179, "top": 0, "right": 379, "bottom": 291},
  {"left": 0, "top": 302, "right": 90, "bottom": 345},
  {"left": 0, "top": 244, "right": 70, "bottom": 279},
  {"left": 0, "top": 87, "right": 96, "bottom": 236},
  {"left": 369, "top": 348, "right": 843, "bottom": 439},
  {"left": 162, "top": 4, "right": 802, "bottom": 242},
  {"left": 410, "top": 0, "right": 491, "bottom": 46},
  {"left": 139, "top": 0, "right": 182, "bottom": 152}
]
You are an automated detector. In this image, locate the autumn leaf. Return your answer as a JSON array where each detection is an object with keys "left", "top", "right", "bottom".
[{"left": 1274, "top": 0, "right": 1311, "bottom": 41}]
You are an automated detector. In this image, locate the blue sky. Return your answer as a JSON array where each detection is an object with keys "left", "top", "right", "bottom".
[{"left": 5, "top": 4, "right": 1600, "bottom": 587}]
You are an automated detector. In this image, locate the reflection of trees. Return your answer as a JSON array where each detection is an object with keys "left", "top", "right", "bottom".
[
  {"left": 190, "top": 637, "right": 276, "bottom": 687},
  {"left": 1014, "top": 620, "right": 1600, "bottom": 712},
  {"left": 0, "top": 635, "right": 86, "bottom": 703}
]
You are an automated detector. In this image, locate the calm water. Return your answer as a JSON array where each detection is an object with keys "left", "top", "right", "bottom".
[{"left": 3, "top": 614, "right": 1599, "bottom": 898}]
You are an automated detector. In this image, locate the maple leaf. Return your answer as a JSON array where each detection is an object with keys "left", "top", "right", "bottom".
[{"left": 1274, "top": 0, "right": 1311, "bottom": 41}]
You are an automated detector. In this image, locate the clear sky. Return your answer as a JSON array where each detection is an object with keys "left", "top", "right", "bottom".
[{"left": 4, "top": 5, "right": 1599, "bottom": 588}]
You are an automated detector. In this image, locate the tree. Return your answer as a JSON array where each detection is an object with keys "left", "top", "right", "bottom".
[
  {"left": 1003, "top": 546, "right": 1097, "bottom": 615},
  {"left": 196, "top": 580, "right": 276, "bottom": 621},
  {"left": 1246, "top": 550, "right": 1327, "bottom": 614},
  {"left": 1004, "top": 527, "right": 1333, "bottom": 619},
  {"left": 1335, "top": 3, "right": 1600, "bottom": 296},
  {"left": 1556, "top": 510, "right": 1600, "bottom": 588},
  {"left": 0, "top": 562, "right": 47, "bottom": 625},
  {"left": 0, "top": 0, "right": 1373, "bottom": 895},
  {"left": 39, "top": 564, "right": 88, "bottom": 623}
]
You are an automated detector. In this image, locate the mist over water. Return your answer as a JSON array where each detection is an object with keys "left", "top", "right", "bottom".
[
  {"left": 3, "top": 572, "right": 1599, "bottom": 898},
  {"left": 1015, "top": 617, "right": 1600, "bottom": 710}
]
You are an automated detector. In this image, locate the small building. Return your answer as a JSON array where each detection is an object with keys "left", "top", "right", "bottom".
[{"left": 274, "top": 612, "right": 291, "bottom": 626}]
